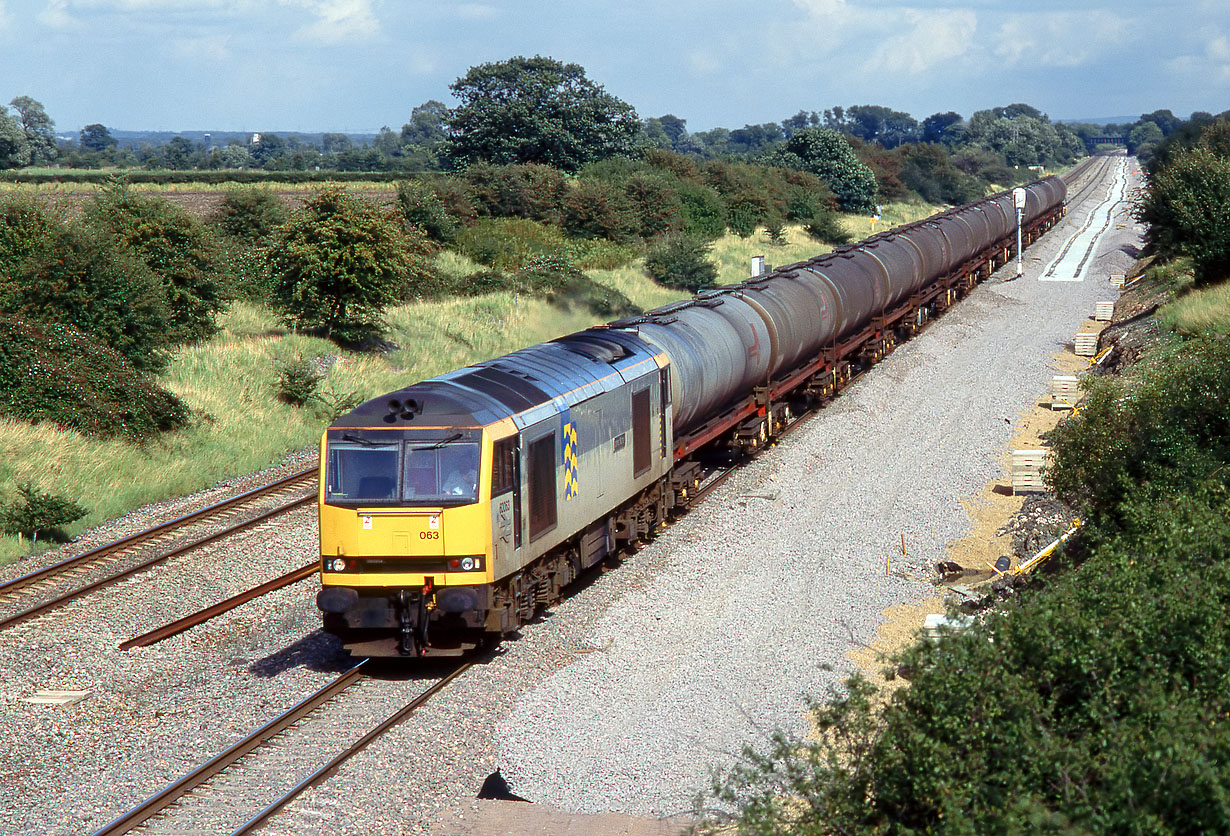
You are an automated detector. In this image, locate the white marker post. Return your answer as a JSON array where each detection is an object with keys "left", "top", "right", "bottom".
[{"left": 1013, "top": 187, "right": 1027, "bottom": 278}]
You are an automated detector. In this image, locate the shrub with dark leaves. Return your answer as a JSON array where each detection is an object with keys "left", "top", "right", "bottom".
[
  {"left": 0, "top": 316, "right": 189, "bottom": 439},
  {"left": 644, "top": 234, "right": 717, "bottom": 292}
]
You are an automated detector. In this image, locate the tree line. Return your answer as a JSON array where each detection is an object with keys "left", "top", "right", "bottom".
[{"left": 6, "top": 56, "right": 1210, "bottom": 197}]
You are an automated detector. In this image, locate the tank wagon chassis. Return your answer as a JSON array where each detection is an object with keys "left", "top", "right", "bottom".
[{"left": 317, "top": 179, "right": 1066, "bottom": 657}]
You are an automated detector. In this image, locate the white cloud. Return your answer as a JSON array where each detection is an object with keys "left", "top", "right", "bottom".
[
  {"left": 866, "top": 9, "right": 977, "bottom": 76},
  {"left": 994, "top": 11, "right": 1133, "bottom": 68},
  {"left": 1208, "top": 33, "right": 1230, "bottom": 62},
  {"left": 1177, "top": 31, "right": 1230, "bottom": 84},
  {"left": 688, "top": 49, "right": 722, "bottom": 76},
  {"left": 172, "top": 32, "right": 231, "bottom": 60},
  {"left": 283, "top": 0, "right": 379, "bottom": 44},
  {"left": 38, "top": 0, "right": 78, "bottom": 27},
  {"left": 455, "top": 3, "right": 497, "bottom": 21}
]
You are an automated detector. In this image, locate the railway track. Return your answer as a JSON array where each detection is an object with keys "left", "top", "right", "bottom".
[
  {"left": 91, "top": 660, "right": 472, "bottom": 836},
  {"left": 1063, "top": 154, "right": 1118, "bottom": 205},
  {"left": 0, "top": 467, "right": 318, "bottom": 633}
]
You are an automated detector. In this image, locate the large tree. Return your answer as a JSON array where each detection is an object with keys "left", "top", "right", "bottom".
[
  {"left": 0, "top": 108, "right": 31, "bottom": 170},
  {"left": 444, "top": 56, "right": 640, "bottom": 172},
  {"left": 770, "top": 127, "right": 879, "bottom": 212},
  {"left": 79, "top": 123, "right": 116, "bottom": 153},
  {"left": 400, "top": 100, "right": 449, "bottom": 146},
  {"left": 9, "top": 96, "right": 57, "bottom": 165}
]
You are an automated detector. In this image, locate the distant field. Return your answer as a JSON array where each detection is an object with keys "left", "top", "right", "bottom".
[
  {"left": 0, "top": 200, "right": 941, "bottom": 567},
  {"left": 0, "top": 176, "right": 399, "bottom": 217}
]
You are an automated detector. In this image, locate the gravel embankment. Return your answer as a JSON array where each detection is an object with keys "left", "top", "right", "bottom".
[{"left": 0, "top": 161, "right": 1140, "bottom": 836}]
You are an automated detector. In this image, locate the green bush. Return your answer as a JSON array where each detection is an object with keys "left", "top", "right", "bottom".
[
  {"left": 395, "top": 178, "right": 459, "bottom": 244},
  {"left": 0, "top": 194, "right": 60, "bottom": 274},
  {"left": 211, "top": 186, "right": 290, "bottom": 243},
  {"left": 267, "top": 188, "right": 427, "bottom": 344},
  {"left": 0, "top": 483, "right": 87, "bottom": 546},
  {"left": 1136, "top": 146, "right": 1230, "bottom": 286},
  {"left": 275, "top": 357, "right": 323, "bottom": 406},
  {"left": 726, "top": 190, "right": 769, "bottom": 238},
  {"left": 676, "top": 182, "right": 727, "bottom": 240},
  {"left": 644, "top": 233, "right": 717, "bottom": 291},
  {"left": 462, "top": 162, "right": 568, "bottom": 224},
  {"left": 1047, "top": 336, "right": 1230, "bottom": 533},
  {"left": 803, "top": 210, "right": 851, "bottom": 245},
  {"left": 423, "top": 176, "right": 478, "bottom": 227},
  {"left": 623, "top": 171, "right": 685, "bottom": 238},
  {"left": 4, "top": 223, "right": 174, "bottom": 371},
  {"left": 0, "top": 316, "right": 189, "bottom": 438},
  {"left": 898, "top": 143, "right": 984, "bottom": 205},
  {"left": 215, "top": 239, "right": 274, "bottom": 303},
  {"left": 562, "top": 178, "right": 639, "bottom": 242},
  {"left": 85, "top": 183, "right": 228, "bottom": 343},
  {"left": 453, "top": 268, "right": 512, "bottom": 296},
  {"left": 763, "top": 218, "right": 788, "bottom": 245}
]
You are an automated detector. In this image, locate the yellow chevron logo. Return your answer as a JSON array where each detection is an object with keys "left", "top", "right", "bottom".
[{"left": 563, "top": 421, "right": 579, "bottom": 500}]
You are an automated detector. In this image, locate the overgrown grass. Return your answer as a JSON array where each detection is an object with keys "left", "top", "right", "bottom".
[
  {"left": 1158, "top": 258, "right": 1230, "bottom": 335},
  {"left": 0, "top": 200, "right": 941, "bottom": 566}
]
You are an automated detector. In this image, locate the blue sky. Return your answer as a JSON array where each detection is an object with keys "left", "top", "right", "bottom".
[{"left": 1, "top": 0, "right": 1226, "bottom": 134}]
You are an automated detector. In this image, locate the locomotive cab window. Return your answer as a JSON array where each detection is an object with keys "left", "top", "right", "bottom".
[
  {"left": 403, "top": 442, "right": 480, "bottom": 503},
  {"left": 323, "top": 431, "right": 480, "bottom": 506},
  {"left": 491, "top": 437, "right": 517, "bottom": 496},
  {"left": 325, "top": 442, "right": 400, "bottom": 503}
]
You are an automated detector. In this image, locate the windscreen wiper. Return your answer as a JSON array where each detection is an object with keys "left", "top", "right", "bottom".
[{"left": 410, "top": 432, "right": 464, "bottom": 451}]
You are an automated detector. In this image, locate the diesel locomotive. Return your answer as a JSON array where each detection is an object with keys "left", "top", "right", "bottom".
[{"left": 315, "top": 176, "right": 1067, "bottom": 656}]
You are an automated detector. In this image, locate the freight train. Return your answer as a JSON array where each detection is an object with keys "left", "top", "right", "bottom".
[{"left": 315, "top": 176, "right": 1067, "bottom": 656}]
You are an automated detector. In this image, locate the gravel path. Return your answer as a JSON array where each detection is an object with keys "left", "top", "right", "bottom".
[{"left": 0, "top": 160, "right": 1140, "bottom": 836}]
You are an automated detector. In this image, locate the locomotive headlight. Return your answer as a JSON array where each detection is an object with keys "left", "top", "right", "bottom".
[
  {"left": 329, "top": 558, "right": 347, "bottom": 572},
  {"left": 460, "top": 557, "right": 475, "bottom": 571}
]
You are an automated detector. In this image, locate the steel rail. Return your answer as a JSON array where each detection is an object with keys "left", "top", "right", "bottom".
[
  {"left": 0, "top": 494, "right": 315, "bottom": 632},
  {"left": 230, "top": 661, "right": 473, "bottom": 836},
  {"left": 89, "top": 662, "right": 368, "bottom": 836},
  {"left": 0, "top": 467, "right": 317, "bottom": 597},
  {"left": 118, "top": 562, "right": 318, "bottom": 650}
]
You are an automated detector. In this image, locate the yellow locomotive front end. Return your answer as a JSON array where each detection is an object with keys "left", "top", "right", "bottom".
[{"left": 317, "top": 416, "right": 507, "bottom": 656}]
